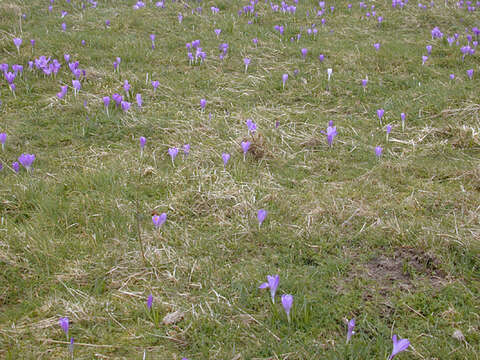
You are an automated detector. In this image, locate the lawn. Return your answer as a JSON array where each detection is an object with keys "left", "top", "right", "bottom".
[{"left": 0, "top": 0, "right": 479, "bottom": 359}]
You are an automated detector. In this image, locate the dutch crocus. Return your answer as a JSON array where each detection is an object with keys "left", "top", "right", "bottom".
[
  {"left": 139, "top": 136, "right": 146, "bottom": 156},
  {"left": 377, "top": 108, "right": 384, "bottom": 125},
  {"left": 246, "top": 119, "right": 257, "bottom": 133},
  {"left": 282, "top": 73, "right": 288, "bottom": 89},
  {"left": 69, "top": 338, "right": 74, "bottom": 355},
  {"left": 123, "top": 80, "right": 130, "bottom": 96},
  {"left": 362, "top": 77, "right": 368, "bottom": 90},
  {"left": 257, "top": 209, "right": 267, "bottom": 227},
  {"left": 103, "top": 96, "right": 110, "bottom": 116},
  {"left": 152, "top": 213, "right": 167, "bottom": 228},
  {"left": 346, "top": 318, "right": 355, "bottom": 343},
  {"left": 222, "top": 153, "right": 230, "bottom": 168},
  {"left": 147, "top": 294, "right": 153, "bottom": 310},
  {"left": 281, "top": 294, "right": 293, "bottom": 322},
  {"left": 18, "top": 153, "right": 35, "bottom": 171},
  {"left": 400, "top": 112, "right": 406, "bottom": 131},
  {"left": 151, "top": 80, "right": 159, "bottom": 93},
  {"left": 327, "top": 68, "right": 333, "bottom": 81},
  {"left": 389, "top": 335, "right": 410, "bottom": 359},
  {"left": 386, "top": 124, "right": 392, "bottom": 141},
  {"left": 183, "top": 144, "right": 190, "bottom": 156},
  {"left": 244, "top": 58, "right": 250, "bottom": 73},
  {"left": 301, "top": 48, "right": 308, "bottom": 59},
  {"left": 200, "top": 98, "right": 206, "bottom": 110},
  {"left": 318, "top": 54, "right": 325, "bottom": 62},
  {"left": 12, "top": 161, "right": 20, "bottom": 173},
  {"left": 259, "top": 275, "right": 279, "bottom": 303},
  {"left": 422, "top": 55, "right": 428, "bottom": 65},
  {"left": 0, "top": 133, "right": 6, "bottom": 151},
  {"left": 373, "top": 43, "right": 381, "bottom": 51},
  {"left": 72, "top": 80, "right": 81, "bottom": 96},
  {"left": 13, "top": 38, "right": 22, "bottom": 53},
  {"left": 449, "top": 74, "right": 455, "bottom": 80},
  {"left": 121, "top": 101, "right": 131, "bottom": 112},
  {"left": 375, "top": 146, "right": 383, "bottom": 158},
  {"left": 214, "top": 29, "right": 221, "bottom": 38},
  {"left": 57, "top": 85, "right": 68, "bottom": 99},
  {"left": 61, "top": 22, "right": 66, "bottom": 31},
  {"left": 59, "top": 317, "right": 69, "bottom": 338},
  {"left": 241, "top": 141, "right": 250, "bottom": 161},
  {"left": 150, "top": 34, "right": 155, "bottom": 49},
  {"left": 136, "top": 93, "right": 143, "bottom": 108},
  {"left": 426, "top": 45, "right": 432, "bottom": 54},
  {"left": 326, "top": 121, "right": 337, "bottom": 147},
  {"left": 466, "top": 69, "right": 474, "bottom": 79},
  {"left": 168, "top": 147, "right": 179, "bottom": 165}
]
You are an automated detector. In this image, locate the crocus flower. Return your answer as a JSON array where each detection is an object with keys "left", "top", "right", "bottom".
[
  {"left": 361, "top": 78, "right": 368, "bottom": 90},
  {"left": 244, "top": 58, "right": 250, "bottom": 73},
  {"left": 200, "top": 98, "right": 206, "bottom": 110},
  {"left": 467, "top": 69, "right": 474, "bottom": 79},
  {"left": 136, "top": 93, "right": 142, "bottom": 107},
  {"left": 123, "top": 80, "right": 130, "bottom": 95},
  {"left": 301, "top": 48, "right": 308, "bottom": 58},
  {"left": 168, "top": 147, "right": 179, "bottom": 164},
  {"left": 377, "top": 108, "right": 384, "bottom": 124},
  {"left": 62, "top": 22, "right": 66, "bottom": 31},
  {"left": 214, "top": 29, "right": 221, "bottom": 38},
  {"left": 139, "top": 136, "right": 146, "bottom": 155},
  {"left": 18, "top": 153, "right": 35, "bottom": 171},
  {"left": 327, "top": 68, "right": 333, "bottom": 81},
  {"left": 150, "top": 34, "right": 155, "bottom": 49},
  {"left": 257, "top": 209, "right": 267, "bottom": 226},
  {"left": 449, "top": 73, "right": 455, "bottom": 80},
  {"left": 373, "top": 43, "right": 381, "bottom": 51},
  {"left": 152, "top": 80, "right": 159, "bottom": 93},
  {"left": 183, "top": 144, "right": 190, "bottom": 156},
  {"left": 241, "top": 141, "right": 250, "bottom": 160},
  {"left": 281, "top": 294, "right": 293, "bottom": 322},
  {"left": 147, "top": 294, "right": 153, "bottom": 309},
  {"left": 259, "top": 275, "right": 279, "bottom": 303},
  {"left": 121, "top": 101, "right": 131, "bottom": 112},
  {"left": 426, "top": 45, "right": 432, "bottom": 54},
  {"left": 12, "top": 161, "right": 20, "bottom": 173},
  {"left": 422, "top": 55, "right": 428, "bottom": 65},
  {"left": 30, "top": 39, "right": 35, "bottom": 49},
  {"left": 69, "top": 338, "right": 74, "bottom": 354},
  {"left": 72, "top": 80, "right": 81, "bottom": 96},
  {"left": 401, "top": 112, "right": 406, "bottom": 131},
  {"left": 59, "top": 317, "right": 69, "bottom": 338},
  {"left": 375, "top": 146, "right": 383, "bottom": 158},
  {"left": 13, "top": 38, "right": 22, "bottom": 52},
  {"left": 57, "top": 85, "right": 68, "bottom": 99},
  {"left": 0, "top": 133, "right": 6, "bottom": 151},
  {"left": 222, "top": 153, "right": 230, "bottom": 168},
  {"left": 246, "top": 119, "right": 257, "bottom": 133},
  {"left": 389, "top": 335, "right": 410, "bottom": 359},
  {"left": 326, "top": 121, "right": 337, "bottom": 146},
  {"left": 386, "top": 124, "right": 392, "bottom": 140},
  {"left": 282, "top": 73, "right": 288, "bottom": 89},
  {"left": 346, "top": 318, "right": 355, "bottom": 343},
  {"left": 152, "top": 213, "right": 167, "bottom": 228}
]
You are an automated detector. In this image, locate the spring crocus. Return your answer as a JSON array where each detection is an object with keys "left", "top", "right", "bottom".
[
  {"left": 183, "top": 144, "right": 190, "bottom": 157},
  {"left": 466, "top": 69, "right": 474, "bottom": 79},
  {"left": 69, "top": 338, "right": 74, "bottom": 355},
  {"left": 61, "top": 22, "right": 66, "bottom": 31},
  {"left": 13, "top": 38, "right": 22, "bottom": 53},
  {"left": 200, "top": 98, "right": 206, "bottom": 110},
  {"left": 57, "top": 85, "right": 68, "bottom": 99},
  {"left": 241, "top": 141, "right": 250, "bottom": 160},
  {"left": 259, "top": 275, "right": 279, "bottom": 303},
  {"left": 281, "top": 294, "right": 293, "bottom": 322},
  {"left": 361, "top": 77, "right": 368, "bottom": 90},
  {"left": 373, "top": 43, "right": 380, "bottom": 51},
  {"left": 136, "top": 93, "right": 142, "bottom": 108},
  {"left": 327, "top": 68, "right": 333, "bottom": 81},
  {"left": 386, "top": 124, "right": 392, "bottom": 141},
  {"left": 449, "top": 74, "right": 455, "bottom": 80},
  {"left": 150, "top": 34, "right": 155, "bottom": 49},
  {"left": 139, "top": 136, "right": 146, "bottom": 156},
  {"left": 0, "top": 133, "right": 6, "bottom": 151},
  {"left": 346, "top": 318, "right": 355, "bottom": 343},
  {"left": 426, "top": 45, "right": 432, "bottom": 54},
  {"left": 326, "top": 121, "right": 337, "bottom": 146},
  {"left": 375, "top": 146, "right": 383, "bottom": 158},
  {"left": 147, "top": 294, "right": 153, "bottom": 309},
  {"left": 72, "top": 80, "right": 81, "bottom": 96},
  {"left": 168, "top": 147, "right": 179, "bottom": 164},
  {"left": 389, "top": 335, "right": 410, "bottom": 359},
  {"left": 123, "top": 80, "right": 130, "bottom": 96},
  {"left": 103, "top": 96, "right": 110, "bottom": 116},
  {"left": 121, "top": 101, "right": 131, "bottom": 112},
  {"left": 244, "top": 58, "right": 250, "bottom": 73},
  {"left": 222, "top": 153, "right": 230, "bottom": 168},
  {"left": 151, "top": 80, "right": 159, "bottom": 93},
  {"left": 257, "top": 209, "right": 267, "bottom": 227},
  {"left": 214, "top": 29, "right": 221, "bottom": 38},
  {"left": 422, "top": 55, "right": 428, "bottom": 65},
  {"left": 282, "top": 73, "right": 288, "bottom": 89},
  {"left": 30, "top": 39, "right": 35, "bottom": 49},
  {"left": 377, "top": 108, "right": 384, "bottom": 125},
  {"left": 18, "top": 153, "right": 35, "bottom": 171},
  {"left": 59, "top": 317, "right": 69, "bottom": 338},
  {"left": 400, "top": 112, "right": 406, "bottom": 131},
  {"left": 301, "top": 48, "right": 308, "bottom": 59},
  {"left": 246, "top": 119, "right": 257, "bottom": 133},
  {"left": 12, "top": 161, "right": 20, "bottom": 173},
  {"left": 152, "top": 213, "right": 167, "bottom": 228}
]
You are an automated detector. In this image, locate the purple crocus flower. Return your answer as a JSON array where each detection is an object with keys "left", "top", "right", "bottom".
[
  {"left": 281, "top": 294, "right": 293, "bottom": 322},
  {"left": 121, "top": 101, "right": 131, "bottom": 112},
  {"left": 301, "top": 48, "right": 308, "bottom": 59},
  {"left": 0, "top": 133, "right": 6, "bottom": 151},
  {"left": 18, "top": 153, "right": 35, "bottom": 171},
  {"left": 252, "top": 38, "right": 258, "bottom": 46},
  {"left": 30, "top": 39, "right": 35, "bottom": 48},
  {"left": 400, "top": 112, "right": 406, "bottom": 131},
  {"left": 426, "top": 45, "right": 432, "bottom": 54},
  {"left": 373, "top": 43, "right": 381, "bottom": 51},
  {"left": 214, "top": 29, "right": 221, "bottom": 38},
  {"left": 449, "top": 73, "right": 455, "bottom": 80},
  {"left": 151, "top": 80, "right": 159, "bottom": 93},
  {"left": 326, "top": 121, "right": 337, "bottom": 146},
  {"left": 13, "top": 38, "right": 22, "bottom": 52},
  {"left": 178, "top": 13, "right": 183, "bottom": 23},
  {"left": 168, "top": 147, "right": 179, "bottom": 164},
  {"left": 388, "top": 335, "right": 410, "bottom": 359},
  {"left": 152, "top": 213, "right": 167, "bottom": 228},
  {"left": 259, "top": 275, "right": 279, "bottom": 303},
  {"left": 246, "top": 119, "right": 257, "bottom": 133},
  {"left": 200, "top": 98, "right": 206, "bottom": 110},
  {"left": 147, "top": 294, "right": 153, "bottom": 309},
  {"left": 222, "top": 153, "right": 230, "bottom": 168},
  {"left": 12, "top": 161, "right": 20, "bottom": 173},
  {"left": 61, "top": 22, "right": 66, "bottom": 31},
  {"left": 59, "top": 317, "right": 69, "bottom": 337},
  {"left": 72, "top": 80, "right": 81, "bottom": 96},
  {"left": 361, "top": 78, "right": 368, "bottom": 89},
  {"left": 136, "top": 93, "right": 143, "bottom": 107},
  {"left": 69, "top": 338, "right": 74, "bottom": 354},
  {"left": 150, "top": 34, "right": 155, "bottom": 49},
  {"left": 57, "top": 85, "right": 68, "bottom": 99},
  {"left": 257, "top": 209, "right": 267, "bottom": 226},
  {"left": 422, "top": 55, "right": 428, "bottom": 65},
  {"left": 377, "top": 108, "right": 384, "bottom": 124},
  {"left": 241, "top": 141, "right": 250, "bottom": 160},
  {"left": 183, "top": 144, "right": 190, "bottom": 156},
  {"left": 375, "top": 146, "right": 383, "bottom": 158},
  {"left": 139, "top": 136, "right": 146, "bottom": 151},
  {"left": 244, "top": 58, "right": 250, "bottom": 73},
  {"left": 346, "top": 318, "right": 355, "bottom": 343},
  {"left": 105, "top": 20, "right": 110, "bottom": 27},
  {"left": 282, "top": 73, "right": 288, "bottom": 89},
  {"left": 112, "top": 93, "right": 123, "bottom": 106},
  {"left": 123, "top": 80, "right": 130, "bottom": 95},
  {"left": 466, "top": 69, "right": 474, "bottom": 79}
]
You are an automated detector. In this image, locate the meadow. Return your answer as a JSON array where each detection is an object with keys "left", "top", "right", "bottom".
[{"left": 0, "top": 0, "right": 479, "bottom": 359}]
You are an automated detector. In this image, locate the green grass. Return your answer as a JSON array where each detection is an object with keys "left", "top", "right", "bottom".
[{"left": 0, "top": 0, "right": 479, "bottom": 359}]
